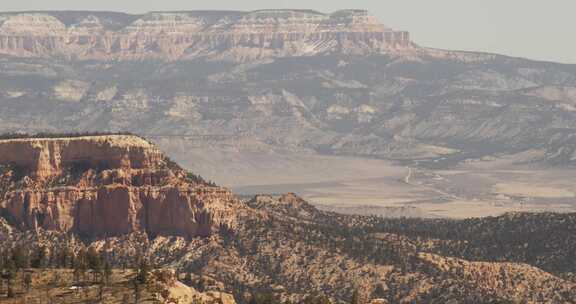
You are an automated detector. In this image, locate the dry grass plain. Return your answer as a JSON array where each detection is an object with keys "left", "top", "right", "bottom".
[{"left": 158, "top": 139, "right": 576, "bottom": 219}]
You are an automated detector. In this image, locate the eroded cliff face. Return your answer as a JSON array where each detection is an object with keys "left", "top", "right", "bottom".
[
  {"left": 0, "top": 135, "right": 163, "bottom": 180},
  {"left": 0, "top": 10, "right": 412, "bottom": 61},
  {"left": 0, "top": 135, "right": 238, "bottom": 238}
]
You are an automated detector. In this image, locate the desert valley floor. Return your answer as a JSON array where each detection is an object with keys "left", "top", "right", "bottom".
[{"left": 157, "top": 139, "right": 576, "bottom": 218}]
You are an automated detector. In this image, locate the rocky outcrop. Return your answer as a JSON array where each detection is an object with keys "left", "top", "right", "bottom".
[
  {"left": 0, "top": 135, "right": 238, "bottom": 238},
  {"left": 0, "top": 10, "right": 412, "bottom": 61},
  {"left": 0, "top": 135, "right": 164, "bottom": 180},
  {"left": 152, "top": 269, "right": 237, "bottom": 304},
  {"left": 419, "top": 252, "right": 576, "bottom": 301}
]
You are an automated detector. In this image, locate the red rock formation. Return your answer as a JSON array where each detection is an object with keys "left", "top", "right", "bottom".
[
  {"left": 0, "top": 10, "right": 413, "bottom": 62},
  {"left": 0, "top": 135, "right": 238, "bottom": 238},
  {"left": 0, "top": 136, "right": 164, "bottom": 180}
]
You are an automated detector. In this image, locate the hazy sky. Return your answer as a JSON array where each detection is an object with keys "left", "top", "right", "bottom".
[{"left": 1, "top": 0, "right": 574, "bottom": 63}]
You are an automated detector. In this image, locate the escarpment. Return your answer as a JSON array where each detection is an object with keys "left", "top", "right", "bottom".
[
  {"left": 0, "top": 9, "right": 412, "bottom": 61},
  {"left": 0, "top": 134, "right": 238, "bottom": 238},
  {"left": 0, "top": 135, "right": 164, "bottom": 180}
]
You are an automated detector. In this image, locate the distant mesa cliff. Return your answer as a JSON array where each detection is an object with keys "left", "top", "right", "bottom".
[
  {"left": 0, "top": 9, "right": 412, "bottom": 61},
  {"left": 0, "top": 135, "right": 238, "bottom": 238}
]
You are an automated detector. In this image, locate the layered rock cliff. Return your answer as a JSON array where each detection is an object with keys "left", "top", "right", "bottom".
[
  {"left": 0, "top": 10, "right": 412, "bottom": 61},
  {"left": 0, "top": 134, "right": 238, "bottom": 238}
]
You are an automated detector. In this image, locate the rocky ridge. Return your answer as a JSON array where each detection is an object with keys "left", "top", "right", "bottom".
[
  {"left": 1, "top": 42, "right": 575, "bottom": 176},
  {"left": 0, "top": 137, "right": 575, "bottom": 303},
  {"left": 1, "top": 10, "right": 576, "bottom": 176},
  {"left": 0, "top": 10, "right": 412, "bottom": 61},
  {"left": 1, "top": 193, "right": 575, "bottom": 303},
  {"left": 0, "top": 134, "right": 239, "bottom": 238}
]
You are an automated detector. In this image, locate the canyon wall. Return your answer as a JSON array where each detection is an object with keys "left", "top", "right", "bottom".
[
  {"left": 0, "top": 10, "right": 412, "bottom": 61},
  {"left": 0, "top": 135, "right": 239, "bottom": 238},
  {"left": 0, "top": 135, "right": 164, "bottom": 180}
]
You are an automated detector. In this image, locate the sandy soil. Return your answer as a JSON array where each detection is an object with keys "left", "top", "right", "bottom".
[{"left": 493, "top": 183, "right": 575, "bottom": 199}]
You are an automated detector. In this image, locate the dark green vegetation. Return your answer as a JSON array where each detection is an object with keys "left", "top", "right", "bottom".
[
  {"left": 0, "top": 245, "right": 148, "bottom": 303},
  {"left": 235, "top": 198, "right": 576, "bottom": 302},
  {"left": 358, "top": 213, "right": 576, "bottom": 276}
]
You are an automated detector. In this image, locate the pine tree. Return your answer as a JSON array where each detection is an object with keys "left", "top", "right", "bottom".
[
  {"left": 86, "top": 247, "right": 103, "bottom": 282},
  {"left": 56, "top": 248, "right": 68, "bottom": 269},
  {"left": 136, "top": 259, "right": 150, "bottom": 284},
  {"left": 4, "top": 259, "right": 16, "bottom": 298},
  {"left": 73, "top": 249, "right": 88, "bottom": 285},
  {"left": 23, "top": 272, "right": 32, "bottom": 292},
  {"left": 373, "top": 284, "right": 386, "bottom": 299},
  {"left": 52, "top": 271, "right": 62, "bottom": 287},
  {"left": 0, "top": 253, "right": 4, "bottom": 294},
  {"left": 133, "top": 279, "right": 141, "bottom": 304},
  {"left": 98, "top": 283, "right": 104, "bottom": 302},
  {"left": 69, "top": 251, "right": 77, "bottom": 270},
  {"left": 184, "top": 272, "right": 193, "bottom": 286},
  {"left": 12, "top": 245, "right": 29, "bottom": 269},
  {"left": 196, "top": 275, "right": 205, "bottom": 292},
  {"left": 103, "top": 260, "right": 112, "bottom": 285},
  {"left": 31, "top": 246, "right": 47, "bottom": 269},
  {"left": 351, "top": 289, "right": 361, "bottom": 304},
  {"left": 86, "top": 247, "right": 101, "bottom": 269}
]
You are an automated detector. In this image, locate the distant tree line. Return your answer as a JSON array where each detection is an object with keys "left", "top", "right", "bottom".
[
  {"left": 0, "top": 245, "right": 150, "bottom": 300},
  {"left": 355, "top": 213, "right": 576, "bottom": 275}
]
